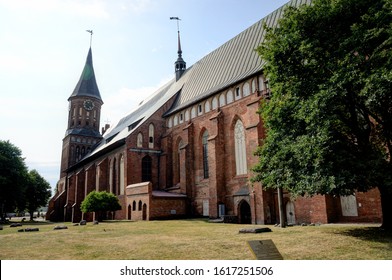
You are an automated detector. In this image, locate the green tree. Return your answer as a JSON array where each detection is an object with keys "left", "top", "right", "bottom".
[
  {"left": 80, "top": 191, "right": 121, "bottom": 221},
  {"left": 25, "top": 170, "right": 51, "bottom": 221},
  {"left": 0, "top": 140, "right": 28, "bottom": 220},
  {"left": 252, "top": 0, "right": 392, "bottom": 228}
]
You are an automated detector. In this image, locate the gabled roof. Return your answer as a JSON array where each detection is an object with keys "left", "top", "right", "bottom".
[
  {"left": 69, "top": 47, "right": 102, "bottom": 102},
  {"left": 78, "top": 0, "right": 311, "bottom": 163}
]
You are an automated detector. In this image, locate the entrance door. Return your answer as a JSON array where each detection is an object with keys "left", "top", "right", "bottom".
[
  {"left": 239, "top": 200, "right": 251, "bottom": 224},
  {"left": 286, "top": 201, "right": 296, "bottom": 225},
  {"left": 142, "top": 203, "right": 147, "bottom": 220},
  {"left": 128, "top": 204, "right": 132, "bottom": 220},
  {"left": 203, "top": 200, "right": 209, "bottom": 217}
]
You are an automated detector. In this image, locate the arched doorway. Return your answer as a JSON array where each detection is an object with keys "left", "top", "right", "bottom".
[
  {"left": 238, "top": 200, "right": 251, "bottom": 224},
  {"left": 142, "top": 203, "right": 147, "bottom": 221},
  {"left": 128, "top": 204, "right": 132, "bottom": 220},
  {"left": 142, "top": 156, "right": 152, "bottom": 182},
  {"left": 286, "top": 201, "right": 296, "bottom": 225}
]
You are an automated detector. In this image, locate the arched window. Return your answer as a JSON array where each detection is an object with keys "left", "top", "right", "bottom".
[
  {"left": 96, "top": 165, "right": 100, "bottom": 191},
  {"left": 142, "top": 155, "right": 152, "bottom": 182},
  {"left": 112, "top": 158, "right": 117, "bottom": 195},
  {"left": 235, "top": 87, "right": 241, "bottom": 100},
  {"left": 133, "top": 200, "right": 136, "bottom": 211},
  {"left": 259, "top": 76, "right": 265, "bottom": 91},
  {"left": 212, "top": 97, "right": 218, "bottom": 110},
  {"left": 226, "top": 90, "right": 234, "bottom": 104},
  {"left": 148, "top": 124, "right": 154, "bottom": 149},
  {"left": 252, "top": 79, "right": 257, "bottom": 93},
  {"left": 198, "top": 104, "right": 203, "bottom": 116},
  {"left": 202, "top": 130, "right": 209, "bottom": 179},
  {"left": 204, "top": 101, "right": 210, "bottom": 113},
  {"left": 175, "top": 139, "right": 183, "bottom": 184},
  {"left": 138, "top": 200, "right": 142, "bottom": 211},
  {"left": 243, "top": 82, "right": 250, "bottom": 97},
  {"left": 120, "top": 155, "right": 125, "bottom": 195},
  {"left": 137, "top": 133, "right": 143, "bottom": 148},
  {"left": 191, "top": 107, "right": 196, "bottom": 119},
  {"left": 234, "top": 119, "right": 248, "bottom": 175},
  {"left": 219, "top": 94, "right": 226, "bottom": 107}
]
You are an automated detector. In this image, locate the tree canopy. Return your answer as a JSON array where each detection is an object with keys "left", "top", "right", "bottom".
[
  {"left": 252, "top": 0, "right": 392, "bottom": 228},
  {"left": 25, "top": 170, "right": 52, "bottom": 221},
  {"left": 0, "top": 140, "right": 51, "bottom": 220},
  {"left": 81, "top": 191, "right": 122, "bottom": 221},
  {"left": 0, "top": 140, "right": 28, "bottom": 219}
]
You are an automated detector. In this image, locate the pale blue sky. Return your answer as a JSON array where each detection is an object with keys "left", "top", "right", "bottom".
[{"left": 0, "top": 0, "right": 288, "bottom": 191}]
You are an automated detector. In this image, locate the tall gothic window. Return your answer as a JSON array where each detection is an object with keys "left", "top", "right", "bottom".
[
  {"left": 234, "top": 119, "right": 247, "bottom": 175},
  {"left": 112, "top": 158, "right": 117, "bottom": 195},
  {"left": 142, "top": 155, "right": 152, "bottom": 182},
  {"left": 175, "top": 140, "right": 183, "bottom": 184},
  {"left": 202, "top": 130, "right": 209, "bottom": 179},
  {"left": 137, "top": 133, "right": 143, "bottom": 148},
  {"left": 148, "top": 124, "right": 154, "bottom": 149},
  {"left": 120, "top": 155, "right": 125, "bottom": 195}
]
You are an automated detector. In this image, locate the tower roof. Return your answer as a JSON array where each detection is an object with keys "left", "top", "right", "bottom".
[{"left": 69, "top": 47, "right": 102, "bottom": 101}]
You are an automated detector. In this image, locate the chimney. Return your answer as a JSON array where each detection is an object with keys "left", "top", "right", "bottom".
[{"left": 101, "top": 123, "right": 110, "bottom": 135}]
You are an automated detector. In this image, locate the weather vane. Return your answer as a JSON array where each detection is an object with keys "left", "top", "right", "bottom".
[
  {"left": 170, "top": 17, "right": 181, "bottom": 32},
  {"left": 86, "top": 30, "right": 93, "bottom": 47}
]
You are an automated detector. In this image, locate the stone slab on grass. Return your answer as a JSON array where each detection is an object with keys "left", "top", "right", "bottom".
[
  {"left": 239, "top": 227, "right": 272, "bottom": 234},
  {"left": 17, "top": 228, "right": 39, "bottom": 232},
  {"left": 247, "top": 239, "right": 283, "bottom": 260}
]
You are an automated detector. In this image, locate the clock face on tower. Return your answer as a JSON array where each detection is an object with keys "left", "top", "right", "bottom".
[{"left": 83, "top": 99, "right": 94, "bottom": 111}]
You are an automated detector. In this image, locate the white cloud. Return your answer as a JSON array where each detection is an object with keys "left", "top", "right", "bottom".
[{"left": 0, "top": 54, "right": 28, "bottom": 72}]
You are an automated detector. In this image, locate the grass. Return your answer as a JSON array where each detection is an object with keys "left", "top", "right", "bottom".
[{"left": 0, "top": 219, "right": 391, "bottom": 260}]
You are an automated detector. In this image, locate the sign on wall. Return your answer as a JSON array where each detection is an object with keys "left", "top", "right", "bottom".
[{"left": 340, "top": 195, "right": 358, "bottom": 217}]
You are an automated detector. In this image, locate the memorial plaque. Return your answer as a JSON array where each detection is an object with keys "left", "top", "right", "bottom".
[
  {"left": 247, "top": 239, "right": 283, "bottom": 260},
  {"left": 341, "top": 195, "right": 358, "bottom": 217}
]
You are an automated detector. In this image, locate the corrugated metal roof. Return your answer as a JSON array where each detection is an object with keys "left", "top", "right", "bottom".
[{"left": 80, "top": 0, "right": 311, "bottom": 161}]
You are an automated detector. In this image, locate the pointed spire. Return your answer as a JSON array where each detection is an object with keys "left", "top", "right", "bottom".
[
  {"left": 177, "top": 30, "right": 182, "bottom": 57},
  {"left": 171, "top": 17, "right": 186, "bottom": 81},
  {"left": 69, "top": 47, "right": 102, "bottom": 102}
]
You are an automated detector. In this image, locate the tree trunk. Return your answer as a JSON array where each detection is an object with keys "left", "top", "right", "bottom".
[
  {"left": 29, "top": 210, "right": 34, "bottom": 221},
  {"left": 378, "top": 186, "right": 392, "bottom": 230}
]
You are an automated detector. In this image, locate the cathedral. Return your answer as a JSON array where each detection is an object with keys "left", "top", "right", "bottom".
[{"left": 47, "top": 0, "right": 382, "bottom": 224}]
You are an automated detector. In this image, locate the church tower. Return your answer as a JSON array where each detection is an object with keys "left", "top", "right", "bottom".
[{"left": 60, "top": 47, "right": 103, "bottom": 177}]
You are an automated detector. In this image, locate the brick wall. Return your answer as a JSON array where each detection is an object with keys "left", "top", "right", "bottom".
[{"left": 150, "top": 197, "right": 187, "bottom": 219}]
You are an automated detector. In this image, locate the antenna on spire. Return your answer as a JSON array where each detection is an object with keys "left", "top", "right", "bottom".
[
  {"left": 170, "top": 17, "right": 181, "bottom": 32},
  {"left": 86, "top": 30, "right": 93, "bottom": 47},
  {"left": 170, "top": 17, "right": 186, "bottom": 81},
  {"left": 170, "top": 17, "right": 183, "bottom": 57}
]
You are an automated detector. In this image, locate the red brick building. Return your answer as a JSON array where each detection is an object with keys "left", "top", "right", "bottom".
[{"left": 47, "top": 0, "right": 382, "bottom": 225}]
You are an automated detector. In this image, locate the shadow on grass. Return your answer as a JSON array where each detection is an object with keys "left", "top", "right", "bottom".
[{"left": 336, "top": 227, "right": 392, "bottom": 245}]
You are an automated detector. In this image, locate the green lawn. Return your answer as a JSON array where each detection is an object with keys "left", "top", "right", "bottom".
[{"left": 0, "top": 219, "right": 391, "bottom": 260}]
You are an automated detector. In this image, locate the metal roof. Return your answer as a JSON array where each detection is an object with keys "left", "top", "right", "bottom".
[
  {"left": 69, "top": 47, "right": 102, "bottom": 102},
  {"left": 79, "top": 0, "right": 311, "bottom": 162}
]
